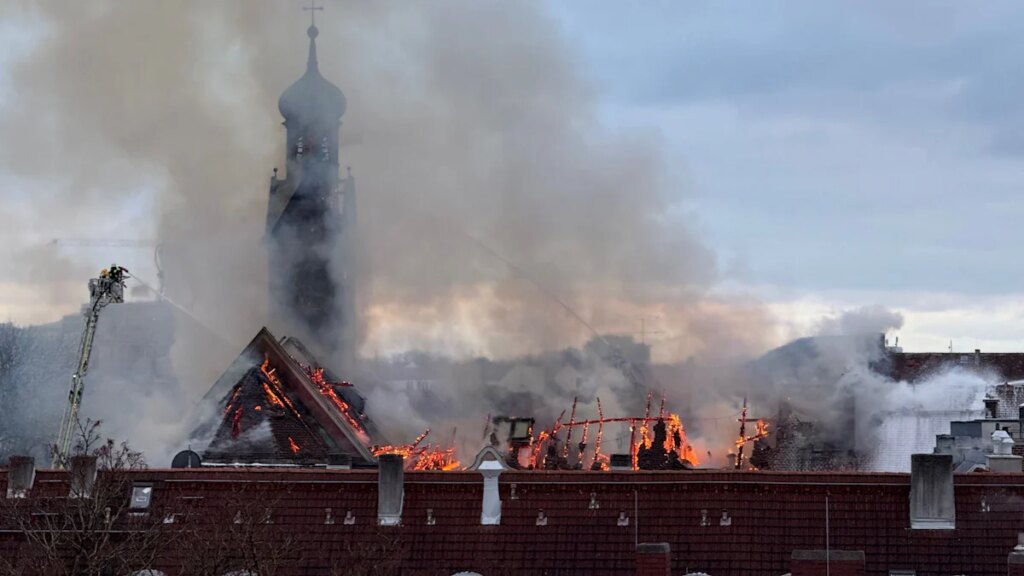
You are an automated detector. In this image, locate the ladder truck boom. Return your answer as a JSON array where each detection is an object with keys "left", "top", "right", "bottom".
[{"left": 53, "top": 265, "right": 126, "bottom": 468}]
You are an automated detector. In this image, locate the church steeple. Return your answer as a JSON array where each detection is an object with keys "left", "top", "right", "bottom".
[
  {"left": 277, "top": 21, "right": 346, "bottom": 125},
  {"left": 307, "top": 24, "right": 319, "bottom": 72},
  {"left": 266, "top": 10, "right": 359, "bottom": 372}
]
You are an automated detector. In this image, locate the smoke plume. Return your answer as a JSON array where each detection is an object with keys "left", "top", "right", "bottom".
[{"left": 0, "top": 1, "right": 836, "bottom": 464}]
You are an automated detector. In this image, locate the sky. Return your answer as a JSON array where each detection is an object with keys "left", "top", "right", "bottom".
[
  {"left": 546, "top": 1, "right": 1024, "bottom": 353},
  {"left": 1, "top": 2, "right": 1023, "bottom": 356}
]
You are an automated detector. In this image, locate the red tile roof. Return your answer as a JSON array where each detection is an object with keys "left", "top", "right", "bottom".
[
  {"left": 5, "top": 467, "right": 1024, "bottom": 575},
  {"left": 887, "top": 351, "right": 1024, "bottom": 383}
]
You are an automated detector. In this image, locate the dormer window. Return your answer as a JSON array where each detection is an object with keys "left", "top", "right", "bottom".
[{"left": 130, "top": 483, "right": 153, "bottom": 510}]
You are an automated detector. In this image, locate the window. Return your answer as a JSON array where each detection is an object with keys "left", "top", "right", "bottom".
[{"left": 130, "top": 483, "right": 153, "bottom": 510}]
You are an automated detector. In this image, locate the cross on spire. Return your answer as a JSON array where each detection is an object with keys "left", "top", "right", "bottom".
[{"left": 303, "top": 0, "right": 324, "bottom": 26}]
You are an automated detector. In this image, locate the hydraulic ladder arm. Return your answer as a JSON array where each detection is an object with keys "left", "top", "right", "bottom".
[{"left": 53, "top": 266, "right": 126, "bottom": 468}]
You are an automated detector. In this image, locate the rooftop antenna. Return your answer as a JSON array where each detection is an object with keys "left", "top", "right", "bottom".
[
  {"left": 303, "top": 0, "right": 324, "bottom": 26},
  {"left": 949, "top": 339, "right": 954, "bottom": 353}
]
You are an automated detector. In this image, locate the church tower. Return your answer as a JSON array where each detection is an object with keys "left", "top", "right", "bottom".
[{"left": 266, "top": 21, "right": 358, "bottom": 370}]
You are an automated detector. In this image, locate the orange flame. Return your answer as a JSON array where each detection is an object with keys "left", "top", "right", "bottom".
[
  {"left": 300, "top": 363, "right": 370, "bottom": 443},
  {"left": 288, "top": 436, "right": 300, "bottom": 455},
  {"left": 372, "top": 428, "right": 461, "bottom": 470},
  {"left": 259, "top": 356, "right": 301, "bottom": 416},
  {"left": 735, "top": 419, "right": 770, "bottom": 450},
  {"left": 528, "top": 430, "right": 550, "bottom": 469},
  {"left": 413, "top": 446, "right": 459, "bottom": 471},
  {"left": 664, "top": 413, "right": 699, "bottom": 465}
]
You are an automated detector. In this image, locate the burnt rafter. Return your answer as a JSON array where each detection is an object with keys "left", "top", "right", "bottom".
[{"left": 198, "top": 327, "right": 380, "bottom": 465}]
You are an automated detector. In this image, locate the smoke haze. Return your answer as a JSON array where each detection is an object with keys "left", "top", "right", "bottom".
[
  {"left": 0, "top": 1, "right": 774, "bottom": 380},
  {"left": 1, "top": 2, "right": 953, "bottom": 469}
]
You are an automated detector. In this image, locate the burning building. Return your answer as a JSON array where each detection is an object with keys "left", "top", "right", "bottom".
[
  {"left": 266, "top": 20, "right": 359, "bottom": 372},
  {"left": 195, "top": 327, "right": 381, "bottom": 467}
]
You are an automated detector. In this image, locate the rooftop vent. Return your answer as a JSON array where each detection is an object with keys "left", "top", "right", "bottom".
[{"left": 5, "top": 456, "right": 34, "bottom": 498}]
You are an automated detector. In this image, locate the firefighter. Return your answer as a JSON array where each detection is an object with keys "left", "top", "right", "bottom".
[{"left": 108, "top": 265, "right": 125, "bottom": 284}]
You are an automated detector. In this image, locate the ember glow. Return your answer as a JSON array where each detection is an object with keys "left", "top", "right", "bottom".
[
  {"left": 518, "top": 394, "right": 701, "bottom": 471},
  {"left": 303, "top": 364, "right": 352, "bottom": 388},
  {"left": 735, "top": 419, "right": 769, "bottom": 450},
  {"left": 231, "top": 406, "right": 243, "bottom": 439},
  {"left": 372, "top": 428, "right": 461, "bottom": 470},
  {"left": 259, "top": 355, "right": 301, "bottom": 417},
  {"left": 303, "top": 363, "right": 370, "bottom": 444},
  {"left": 288, "top": 436, "right": 300, "bottom": 454},
  {"left": 224, "top": 387, "right": 242, "bottom": 415}
]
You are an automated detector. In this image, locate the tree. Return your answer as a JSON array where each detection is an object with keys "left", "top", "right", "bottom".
[
  {"left": 0, "top": 323, "right": 25, "bottom": 458},
  {"left": 0, "top": 419, "right": 174, "bottom": 576},
  {"left": 329, "top": 527, "right": 405, "bottom": 576},
  {"left": 175, "top": 484, "right": 296, "bottom": 576}
]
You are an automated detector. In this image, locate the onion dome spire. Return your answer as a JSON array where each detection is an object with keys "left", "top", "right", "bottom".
[{"left": 277, "top": 17, "right": 346, "bottom": 123}]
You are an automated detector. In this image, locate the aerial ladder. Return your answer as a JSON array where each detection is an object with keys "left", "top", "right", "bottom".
[
  {"left": 51, "top": 238, "right": 164, "bottom": 295},
  {"left": 52, "top": 265, "right": 127, "bottom": 468}
]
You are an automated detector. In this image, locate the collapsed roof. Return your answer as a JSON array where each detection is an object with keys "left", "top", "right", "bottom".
[{"left": 197, "top": 327, "right": 383, "bottom": 466}]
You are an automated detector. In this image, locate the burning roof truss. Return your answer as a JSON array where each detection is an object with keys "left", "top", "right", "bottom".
[{"left": 199, "top": 327, "right": 380, "bottom": 465}]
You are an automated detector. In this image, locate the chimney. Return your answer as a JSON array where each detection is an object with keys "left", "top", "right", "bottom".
[
  {"left": 68, "top": 455, "right": 98, "bottom": 499},
  {"left": 6, "top": 456, "right": 35, "bottom": 498},
  {"left": 986, "top": 396, "right": 999, "bottom": 419},
  {"left": 975, "top": 348, "right": 982, "bottom": 366},
  {"left": 468, "top": 446, "right": 509, "bottom": 525},
  {"left": 988, "top": 430, "right": 1023, "bottom": 473},
  {"left": 610, "top": 454, "right": 632, "bottom": 471},
  {"left": 377, "top": 454, "right": 404, "bottom": 526},
  {"left": 909, "top": 453, "right": 955, "bottom": 529},
  {"left": 1008, "top": 533, "right": 1024, "bottom": 576},
  {"left": 934, "top": 434, "right": 955, "bottom": 455},
  {"left": 790, "top": 550, "right": 865, "bottom": 576},
  {"left": 635, "top": 542, "right": 670, "bottom": 576}
]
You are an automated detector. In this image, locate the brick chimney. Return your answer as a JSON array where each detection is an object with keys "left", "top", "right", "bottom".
[
  {"left": 1008, "top": 533, "right": 1024, "bottom": 576},
  {"left": 5, "top": 456, "right": 35, "bottom": 498},
  {"left": 910, "top": 453, "right": 955, "bottom": 529},
  {"left": 790, "top": 550, "right": 865, "bottom": 576},
  {"left": 377, "top": 454, "right": 404, "bottom": 526},
  {"left": 68, "top": 455, "right": 97, "bottom": 499},
  {"left": 635, "top": 542, "right": 670, "bottom": 576}
]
